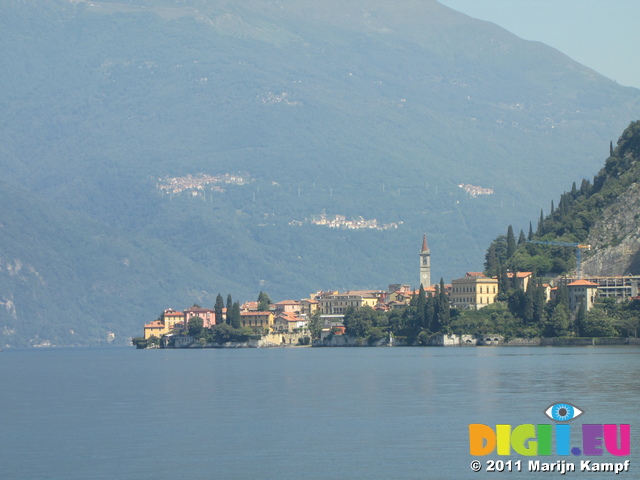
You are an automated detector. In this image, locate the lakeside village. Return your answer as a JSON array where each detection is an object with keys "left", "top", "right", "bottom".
[{"left": 135, "top": 235, "right": 640, "bottom": 349}]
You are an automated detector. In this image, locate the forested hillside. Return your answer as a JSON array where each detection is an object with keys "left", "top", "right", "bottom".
[
  {"left": 484, "top": 121, "right": 640, "bottom": 278},
  {"left": 1, "top": 0, "right": 639, "bottom": 346}
]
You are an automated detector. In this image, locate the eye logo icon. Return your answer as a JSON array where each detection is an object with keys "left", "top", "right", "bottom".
[{"left": 544, "top": 402, "right": 584, "bottom": 422}]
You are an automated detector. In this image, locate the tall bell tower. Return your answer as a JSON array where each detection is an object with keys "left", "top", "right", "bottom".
[{"left": 420, "top": 234, "right": 431, "bottom": 289}]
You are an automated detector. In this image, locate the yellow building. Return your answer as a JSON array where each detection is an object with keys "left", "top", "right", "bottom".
[
  {"left": 318, "top": 290, "right": 383, "bottom": 315},
  {"left": 451, "top": 274, "right": 499, "bottom": 310},
  {"left": 241, "top": 311, "right": 275, "bottom": 332},
  {"left": 143, "top": 320, "right": 169, "bottom": 339},
  {"left": 163, "top": 310, "right": 185, "bottom": 331}
]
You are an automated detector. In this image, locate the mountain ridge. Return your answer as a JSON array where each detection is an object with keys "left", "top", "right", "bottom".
[{"left": 1, "top": 0, "right": 639, "bottom": 346}]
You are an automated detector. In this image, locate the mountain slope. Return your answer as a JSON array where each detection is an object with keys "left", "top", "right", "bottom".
[
  {"left": 1, "top": 0, "right": 639, "bottom": 346},
  {"left": 484, "top": 121, "right": 640, "bottom": 278}
]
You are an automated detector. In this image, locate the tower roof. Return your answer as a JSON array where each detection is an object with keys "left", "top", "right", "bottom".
[{"left": 421, "top": 234, "right": 429, "bottom": 252}]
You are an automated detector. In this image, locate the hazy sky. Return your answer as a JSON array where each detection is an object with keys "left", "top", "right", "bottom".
[{"left": 439, "top": 0, "right": 640, "bottom": 89}]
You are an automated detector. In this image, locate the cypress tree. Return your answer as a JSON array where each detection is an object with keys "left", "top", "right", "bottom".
[
  {"left": 576, "top": 301, "right": 587, "bottom": 336},
  {"left": 484, "top": 243, "right": 499, "bottom": 276},
  {"left": 610, "top": 140, "right": 614, "bottom": 157},
  {"left": 214, "top": 294, "right": 224, "bottom": 325},
  {"left": 425, "top": 294, "right": 436, "bottom": 332},
  {"left": 229, "top": 301, "right": 241, "bottom": 329},
  {"left": 523, "top": 285, "right": 535, "bottom": 324},
  {"left": 434, "top": 278, "right": 450, "bottom": 331},
  {"left": 537, "top": 209, "right": 544, "bottom": 235},
  {"left": 580, "top": 178, "right": 591, "bottom": 195},
  {"left": 226, "top": 294, "right": 233, "bottom": 324},
  {"left": 528, "top": 222, "right": 534, "bottom": 241},
  {"left": 517, "top": 229, "right": 526, "bottom": 245},
  {"left": 257, "top": 291, "right": 271, "bottom": 311},
  {"left": 506, "top": 225, "right": 516, "bottom": 259},
  {"left": 415, "top": 285, "right": 426, "bottom": 330}
]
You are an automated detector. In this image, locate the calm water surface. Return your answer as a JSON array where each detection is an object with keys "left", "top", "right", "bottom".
[{"left": 1, "top": 346, "right": 638, "bottom": 479}]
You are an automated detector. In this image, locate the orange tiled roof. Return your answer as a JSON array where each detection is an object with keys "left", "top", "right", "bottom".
[
  {"left": 144, "top": 320, "right": 164, "bottom": 328},
  {"left": 567, "top": 279, "right": 599, "bottom": 287},
  {"left": 507, "top": 272, "right": 533, "bottom": 278}
]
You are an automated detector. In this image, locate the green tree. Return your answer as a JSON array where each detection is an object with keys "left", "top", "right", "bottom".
[
  {"left": 214, "top": 294, "right": 225, "bottom": 325},
  {"left": 187, "top": 316, "right": 204, "bottom": 337},
  {"left": 537, "top": 209, "right": 544, "bottom": 236},
  {"left": 545, "top": 303, "right": 571, "bottom": 337},
  {"left": 484, "top": 243, "right": 499, "bottom": 277},
  {"left": 415, "top": 285, "right": 426, "bottom": 329},
  {"left": 575, "top": 301, "right": 587, "bottom": 336},
  {"left": 229, "top": 301, "right": 241, "bottom": 329},
  {"left": 308, "top": 310, "right": 323, "bottom": 340},
  {"left": 506, "top": 225, "right": 516, "bottom": 259},
  {"left": 226, "top": 294, "right": 233, "bottom": 325},
  {"left": 131, "top": 337, "right": 148, "bottom": 349},
  {"left": 342, "top": 306, "right": 379, "bottom": 338},
  {"left": 257, "top": 291, "right": 272, "bottom": 311},
  {"left": 582, "top": 308, "right": 617, "bottom": 337},
  {"left": 517, "top": 229, "right": 526, "bottom": 245}
]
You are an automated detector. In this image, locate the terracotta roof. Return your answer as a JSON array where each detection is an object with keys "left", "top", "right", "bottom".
[
  {"left": 164, "top": 312, "right": 184, "bottom": 317},
  {"left": 275, "top": 300, "right": 300, "bottom": 305},
  {"left": 144, "top": 320, "right": 164, "bottom": 328},
  {"left": 466, "top": 272, "right": 485, "bottom": 277},
  {"left": 241, "top": 311, "right": 272, "bottom": 316},
  {"left": 567, "top": 280, "right": 599, "bottom": 287},
  {"left": 507, "top": 272, "right": 533, "bottom": 278}
]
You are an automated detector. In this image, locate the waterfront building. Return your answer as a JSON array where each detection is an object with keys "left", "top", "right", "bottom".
[
  {"left": 183, "top": 306, "right": 216, "bottom": 328},
  {"left": 318, "top": 290, "right": 383, "bottom": 315},
  {"left": 450, "top": 273, "right": 498, "bottom": 309},
  {"left": 566, "top": 279, "right": 599, "bottom": 312},
  {"left": 274, "top": 300, "right": 301, "bottom": 314},
  {"left": 240, "top": 311, "right": 275, "bottom": 332},
  {"left": 143, "top": 320, "right": 168, "bottom": 339}
]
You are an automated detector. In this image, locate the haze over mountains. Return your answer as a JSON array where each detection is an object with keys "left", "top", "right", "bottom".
[{"left": 1, "top": 0, "right": 639, "bottom": 346}]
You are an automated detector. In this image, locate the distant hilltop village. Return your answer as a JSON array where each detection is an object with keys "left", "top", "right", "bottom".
[
  {"left": 137, "top": 234, "right": 640, "bottom": 348},
  {"left": 290, "top": 213, "right": 400, "bottom": 231},
  {"left": 458, "top": 183, "right": 494, "bottom": 197},
  {"left": 156, "top": 172, "right": 249, "bottom": 195}
]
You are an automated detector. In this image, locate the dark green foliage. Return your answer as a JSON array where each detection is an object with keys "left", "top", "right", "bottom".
[
  {"left": 214, "top": 294, "right": 225, "bottom": 324},
  {"left": 210, "top": 323, "right": 252, "bottom": 344},
  {"left": 484, "top": 121, "right": 640, "bottom": 277},
  {"left": 506, "top": 225, "right": 516, "bottom": 259},
  {"left": 187, "top": 316, "right": 204, "bottom": 337},
  {"left": 308, "top": 310, "right": 323, "bottom": 340},
  {"left": 229, "top": 301, "right": 242, "bottom": 329},
  {"left": 131, "top": 337, "right": 148, "bottom": 349},
  {"left": 257, "top": 291, "right": 272, "bottom": 311},
  {"left": 342, "top": 306, "right": 387, "bottom": 342},
  {"left": 226, "top": 295, "right": 233, "bottom": 325}
]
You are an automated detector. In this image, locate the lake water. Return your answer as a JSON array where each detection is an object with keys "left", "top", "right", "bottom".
[{"left": 1, "top": 346, "right": 638, "bottom": 479}]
